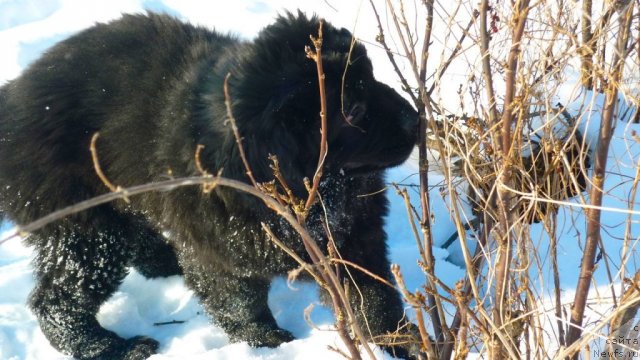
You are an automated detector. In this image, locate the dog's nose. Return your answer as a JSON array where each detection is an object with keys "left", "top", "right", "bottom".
[
  {"left": 402, "top": 106, "right": 419, "bottom": 134},
  {"left": 372, "top": 81, "right": 419, "bottom": 142},
  {"left": 399, "top": 105, "right": 419, "bottom": 144}
]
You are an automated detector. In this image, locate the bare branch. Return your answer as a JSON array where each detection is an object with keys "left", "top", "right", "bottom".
[
  {"left": 223, "top": 73, "right": 258, "bottom": 187},
  {"left": 303, "top": 20, "right": 330, "bottom": 216}
]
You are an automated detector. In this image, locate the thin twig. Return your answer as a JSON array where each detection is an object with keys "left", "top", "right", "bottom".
[
  {"left": 2, "top": 176, "right": 221, "bottom": 244},
  {"left": 90, "top": 133, "right": 126, "bottom": 200},
  {"left": 564, "top": 5, "right": 635, "bottom": 357},
  {"left": 391, "top": 265, "right": 438, "bottom": 360},
  {"left": 153, "top": 320, "right": 186, "bottom": 326},
  {"left": 367, "top": 0, "right": 418, "bottom": 105},
  {"left": 479, "top": 0, "right": 499, "bottom": 127},
  {"left": 223, "top": 73, "right": 258, "bottom": 187},
  {"left": 301, "top": 20, "right": 374, "bottom": 360},
  {"left": 261, "top": 222, "right": 320, "bottom": 283},
  {"left": 492, "top": 4, "right": 531, "bottom": 358},
  {"left": 330, "top": 258, "right": 395, "bottom": 289},
  {"left": 426, "top": 9, "right": 479, "bottom": 96},
  {"left": 303, "top": 20, "right": 329, "bottom": 215}
]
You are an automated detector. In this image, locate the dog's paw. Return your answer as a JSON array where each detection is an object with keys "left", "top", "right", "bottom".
[
  {"left": 261, "top": 328, "right": 295, "bottom": 348},
  {"left": 120, "top": 336, "right": 159, "bottom": 360},
  {"left": 233, "top": 325, "right": 295, "bottom": 348}
]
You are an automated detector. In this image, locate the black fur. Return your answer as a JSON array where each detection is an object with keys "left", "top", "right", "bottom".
[{"left": 0, "top": 12, "right": 417, "bottom": 359}]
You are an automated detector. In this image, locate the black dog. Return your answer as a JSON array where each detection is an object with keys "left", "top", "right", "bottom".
[{"left": 0, "top": 12, "right": 417, "bottom": 359}]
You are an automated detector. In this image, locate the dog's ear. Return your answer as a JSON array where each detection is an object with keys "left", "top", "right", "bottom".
[
  {"left": 248, "top": 11, "right": 355, "bottom": 75},
  {"left": 241, "top": 119, "right": 316, "bottom": 199},
  {"left": 266, "top": 76, "right": 310, "bottom": 113},
  {"left": 257, "top": 11, "right": 322, "bottom": 54},
  {"left": 260, "top": 11, "right": 355, "bottom": 59},
  {"left": 229, "top": 10, "right": 368, "bottom": 123}
]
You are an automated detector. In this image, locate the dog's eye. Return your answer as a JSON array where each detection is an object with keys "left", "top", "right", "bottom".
[{"left": 345, "top": 103, "right": 366, "bottom": 126}]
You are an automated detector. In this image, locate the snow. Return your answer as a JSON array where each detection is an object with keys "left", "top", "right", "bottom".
[{"left": 0, "top": 1, "right": 638, "bottom": 359}]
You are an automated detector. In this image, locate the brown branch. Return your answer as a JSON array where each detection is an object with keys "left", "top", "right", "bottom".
[
  {"left": 384, "top": 0, "right": 421, "bottom": 92},
  {"left": 564, "top": 4, "right": 635, "bottom": 358},
  {"left": 303, "top": 20, "right": 329, "bottom": 216},
  {"left": 194, "top": 144, "right": 208, "bottom": 175},
  {"left": 301, "top": 20, "right": 375, "bottom": 360},
  {"left": 550, "top": 217, "right": 566, "bottom": 348},
  {"left": 393, "top": 184, "right": 441, "bottom": 357},
  {"left": 500, "top": 0, "right": 530, "bottom": 156},
  {"left": 223, "top": 73, "right": 257, "bottom": 188},
  {"left": 439, "top": 234, "right": 487, "bottom": 359},
  {"left": 398, "top": 0, "right": 450, "bottom": 353},
  {"left": 426, "top": 9, "right": 480, "bottom": 96},
  {"left": 193, "top": 144, "right": 219, "bottom": 193},
  {"left": 580, "top": 0, "right": 595, "bottom": 89},
  {"left": 90, "top": 133, "right": 122, "bottom": 195},
  {"left": 479, "top": 0, "right": 499, "bottom": 127},
  {"left": 1, "top": 176, "right": 221, "bottom": 244},
  {"left": 330, "top": 258, "right": 395, "bottom": 289},
  {"left": 367, "top": 0, "right": 418, "bottom": 106},
  {"left": 391, "top": 265, "right": 438, "bottom": 360},
  {"left": 493, "top": 0, "right": 530, "bottom": 345},
  {"left": 268, "top": 155, "right": 299, "bottom": 208},
  {"left": 479, "top": 1, "right": 502, "bottom": 357},
  {"left": 393, "top": 185, "right": 425, "bottom": 261},
  {"left": 261, "top": 222, "right": 320, "bottom": 284}
]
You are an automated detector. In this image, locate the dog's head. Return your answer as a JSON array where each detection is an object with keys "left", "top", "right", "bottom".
[{"left": 227, "top": 11, "right": 417, "bottom": 194}]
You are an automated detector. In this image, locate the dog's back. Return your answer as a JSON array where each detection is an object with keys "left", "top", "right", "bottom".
[{"left": 0, "top": 13, "right": 233, "bottom": 224}]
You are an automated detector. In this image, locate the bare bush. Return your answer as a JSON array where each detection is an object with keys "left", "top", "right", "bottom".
[{"left": 365, "top": 0, "right": 640, "bottom": 358}]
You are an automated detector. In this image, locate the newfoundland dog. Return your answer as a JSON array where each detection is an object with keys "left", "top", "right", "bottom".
[{"left": 0, "top": 11, "right": 417, "bottom": 359}]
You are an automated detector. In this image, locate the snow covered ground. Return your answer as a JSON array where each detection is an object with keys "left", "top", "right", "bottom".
[{"left": 1, "top": 1, "right": 639, "bottom": 359}]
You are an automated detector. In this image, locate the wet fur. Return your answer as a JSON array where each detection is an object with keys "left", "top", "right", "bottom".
[{"left": 0, "top": 12, "right": 417, "bottom": 359}]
